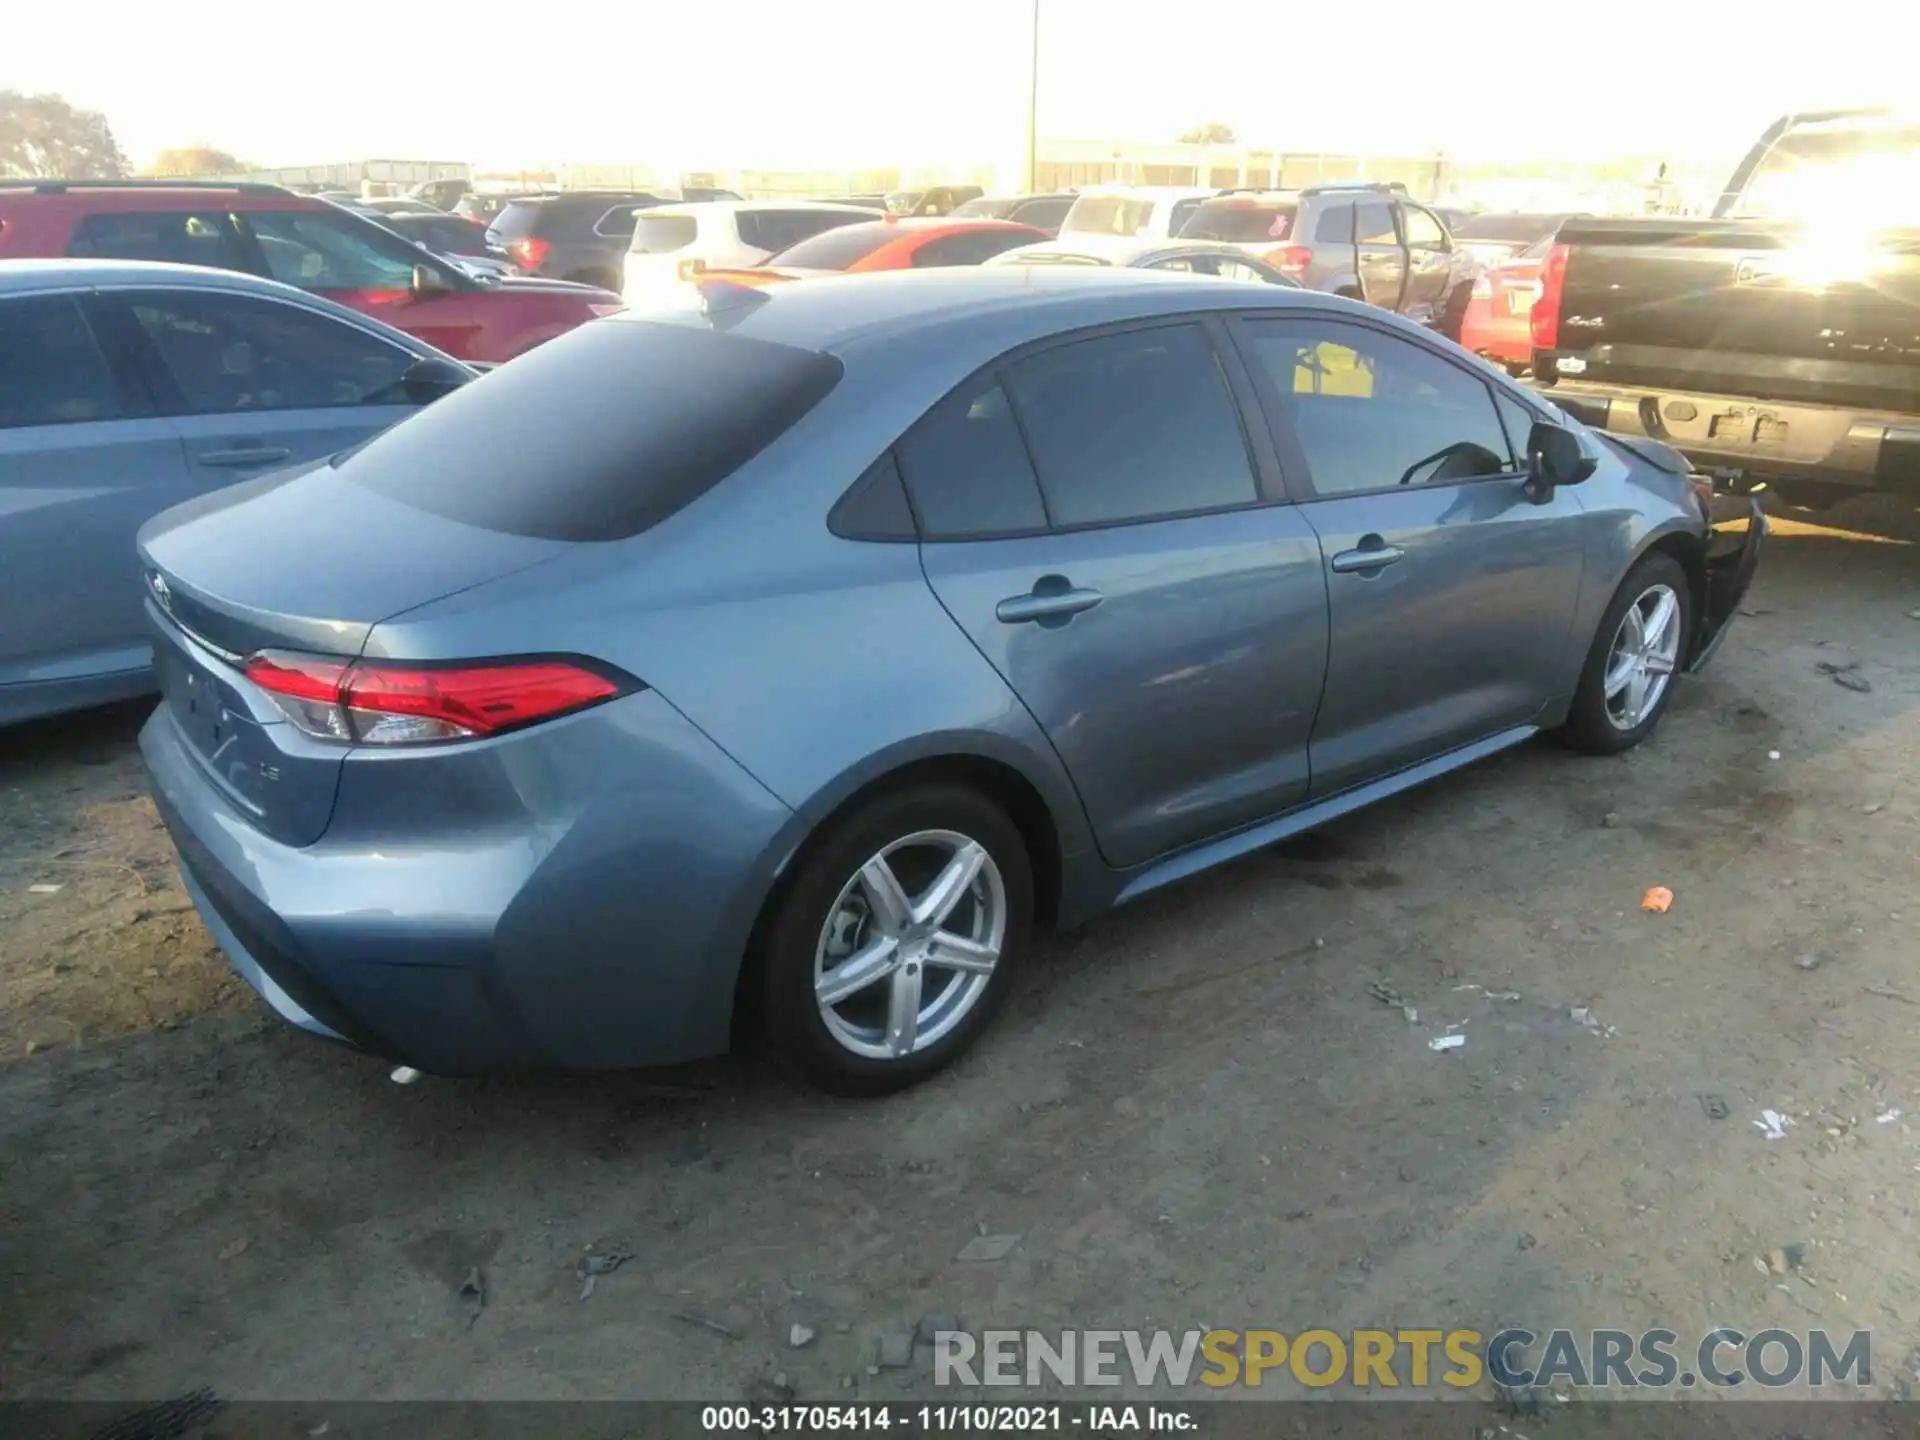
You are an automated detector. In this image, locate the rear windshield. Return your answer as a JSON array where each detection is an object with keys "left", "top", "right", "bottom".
[
  {"left": 1179, "top": 200, "right": 1296, "bottom": 242},
  {"left": 631, "top": 214, "right": 698, "bottom": 253},
  {"left": 1451, "top": 213, "right": 1561, "bottom": 243},
  {"left": 766, "top": 223, "right": 894, "bottom": 270},
  {"left": 485, "top": 201, "right": 544, "bottom": 241},
  {"left": 338, "top": 320, "right": 843, "bottom": 542},
  {"left": 1062, "top": 196, "right": 1154, "bottom": 236}
]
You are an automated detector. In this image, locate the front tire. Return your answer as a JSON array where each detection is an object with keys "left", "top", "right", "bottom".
[
  {"left": 1561, "top": 553, "right": 1693, "bottom": 755},
  {"left": 755, "top": 783, "right": 1033, "bottom": 1096}
]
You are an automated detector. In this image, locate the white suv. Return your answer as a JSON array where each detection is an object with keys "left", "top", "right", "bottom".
[
  {"left": 622, "top": 201, "right": 882, "bottom": 304},
  {"left": 1057, "top": 187, "right": 1223, "bottom": 242}
]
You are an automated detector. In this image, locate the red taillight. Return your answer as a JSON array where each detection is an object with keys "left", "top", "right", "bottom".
[
  {"left": 506, "top": 236, "right": 551, "bottom": 271},
  {"left": 244, "top": 652, "right": 624, "bottom": 746},
  {"left": 1269, "top": 244, "right": 1312, "bottom": 276},
  {"left": 1530, "top": 242, "right": 1569, "bottom": 350}
]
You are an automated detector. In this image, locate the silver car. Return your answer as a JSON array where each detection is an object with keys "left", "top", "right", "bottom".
[{"left": 0, "top": 259, "right": 472, "bottom": 725}]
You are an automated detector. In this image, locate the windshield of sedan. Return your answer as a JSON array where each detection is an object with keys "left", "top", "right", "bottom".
[{"left": 763, "top": 224, "right": 895, "bottom": 270}]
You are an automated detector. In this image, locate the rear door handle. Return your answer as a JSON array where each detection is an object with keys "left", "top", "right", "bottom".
[
  {"left": 198, "top": 447, "right": 291, "bottom": 468},
  {"left": 1329, "top": 542, "right": 1405, "bottom": 574},
  {"left": 996, "top": 579, "right": 1105, "bottom": 626}
]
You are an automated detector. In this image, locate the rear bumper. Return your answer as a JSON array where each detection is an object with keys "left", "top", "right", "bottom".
[
  {"left": 1689, "top": 496, "right": 1766, "bottom": 673},
  {"left": 141, "top": 688, "right": 797, "bottom": 1075},
  {"left": 1541, "top": 379, "right": 1920, "bottom": 495}
]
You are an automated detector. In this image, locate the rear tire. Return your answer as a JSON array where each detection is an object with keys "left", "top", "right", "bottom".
[
  {"left": 754, "top": 783, "right": 1033, "bottom": 1096},
  {"left": 1561, "top": 553, "right": 1693, "bottom": 755}
]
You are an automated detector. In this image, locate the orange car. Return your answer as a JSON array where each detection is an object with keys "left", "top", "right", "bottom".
[{"left": 686, "top": 216, "right": 1046, "bottom": 287}]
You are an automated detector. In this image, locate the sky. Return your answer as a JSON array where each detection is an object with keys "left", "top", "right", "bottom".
[{"left": 8, "top": 0, "right": 1914, "bottom": 177}]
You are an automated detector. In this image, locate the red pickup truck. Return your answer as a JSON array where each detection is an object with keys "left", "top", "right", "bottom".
[{"left": 0, "top": 181, "right": 620, "bottom": 364}]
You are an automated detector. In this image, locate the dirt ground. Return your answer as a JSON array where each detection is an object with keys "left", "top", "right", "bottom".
[{"left": 5, "top": 502, "right": 1920, "bottom": 1409}]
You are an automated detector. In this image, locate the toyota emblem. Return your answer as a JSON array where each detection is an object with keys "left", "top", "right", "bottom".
[{"left": 149, "top": 572, "right": 173, "bottom": 615}]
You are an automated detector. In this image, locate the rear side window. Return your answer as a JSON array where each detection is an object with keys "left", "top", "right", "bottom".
[
  {"left": 1004, "top": 324, "right": 1258, "bottom": 528},
  {"left": 1009, "top": 197, "right": 1072, "bottom": 231},
  {"left": 1313, "top": 206, "right": 1353, "bottom": 243},
  {"left": 1166, "top": 199, "right": 1205, "bottom": 236},
  {"left": 897, "top": 378, "right": 1048, "bottom": 538},
  {"left": 764, "top": 223, "right": 893, "bottom": 270},
  {"left": 340, "top": 319, "right": 843, "bottom": 542},
  {"left": 485, "top": 202, "right": 544, "bottom": 242},
  {"left": 630, "top": 214, "right": 697, "bottom": 253},
  {"left": 0, "top": 294, "right": 123, "bottom": 429},
  {"left": 67, "top": 211, "right": 246, "bottom": 270},
  {"left": 592, "top": 204, "right": 649, "bottom": 239},
  {"left": 1180, "top": 201, "right": 1297, "bottom": 242}
]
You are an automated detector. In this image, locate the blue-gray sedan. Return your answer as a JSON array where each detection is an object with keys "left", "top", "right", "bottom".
[
  {"left": 0, "top": 259, "right": 473, "bottom": 725},
  {"left": 137, "top": 268, "right": 1762, "bottom": 1093}
]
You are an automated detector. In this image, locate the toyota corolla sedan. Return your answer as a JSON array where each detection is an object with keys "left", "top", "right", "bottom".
[{"left": 138, "top": 269, "right": 1763, "bottom": 1095}]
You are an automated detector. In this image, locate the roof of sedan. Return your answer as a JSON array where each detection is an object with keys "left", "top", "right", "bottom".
[{"left": 617, "top": 265, "right": 1308, "bottom": 353}]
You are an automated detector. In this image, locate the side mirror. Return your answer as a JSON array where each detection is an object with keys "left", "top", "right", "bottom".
[
  {"left": 400, "top": 356, "right": 473, "bottom": 405},
  {"left": 1526, "top": 419, "right": 1597, "bottom": 499},
  {"left": 411, "top": 262, "right": 453, "bottom": 296}
]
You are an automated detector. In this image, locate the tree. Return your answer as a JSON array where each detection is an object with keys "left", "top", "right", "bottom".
[
  {"left": 1178, "top": 122, "right": 1237, "bottom": 145},
  {"left": 0, "top": 90, "right": 128, "bottom": 179},
  {"left": 147, "top": 146, "right": 248, "bottom": 178}
]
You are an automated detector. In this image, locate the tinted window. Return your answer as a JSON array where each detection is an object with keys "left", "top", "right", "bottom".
[
  {"left": 1005, "top": 324, "right": 1257, "bottom": 528},
  {"left": 752, "top": 210, "right": 870, "bottom": 253},
  {"left": 897, "top": 378, "right": 1048, "bottom": 537},
  {"left": 0, "top": 295, "right": 122, "bottom": 429},
  {"left": 1062, "top": 196, "right": 1154, "bottom": 236},
  {"left": 764, "top": 223, "right": 894, "bottom": 270},
  {"left": 125, "top": 291, "right": 418, "bottom": 415},
  {"left": 391, "top": 215, "right": 486, "bottom": 254},
  {"left": 952, "top": 197, "right": 1017, "bottom": 219},
  {"left": 592, "top": 204, "right": 646, "bottom": 239},
  {"left": 910, "top": 230, "right": 1037, "bottom": 267},
  {"left": 1244, "top": 318, "right": 1513, "bottom": 496},
  {"left": 67, "top": 211, "right": 245, "bottom": 270},
  {"left": 1313, "top": 206, "right": 1352, "bottom": 243},
  {"left": 343, "top": 319, "right": 843, "bottom": 542},
  {"left": 485, "top": 201, "right": 543, "bottom": 242},
  {"left": 1180, "top": 200, "right": 1297, "bottom": 242},
  {"left": 1402, "top": 205, "right": 1447, "bottom": 249},
  {"left": 239, "top": 210, "right": 423, "bottom": 290},
  {"left": 1494, "top": 389, "right": 1539, "bottom": 459},
  {"left": 1008, "top": 196, "right": 1072, "bottom": 231},
  {"left": 1166, "top": 199, "right": 1204, "bottom": 236},
  {"left": 631, "top": 214, "right": 698, "bottom": 253},
  {"left": 1354, "top": 202, "right": 1396, "bottom": 245}
]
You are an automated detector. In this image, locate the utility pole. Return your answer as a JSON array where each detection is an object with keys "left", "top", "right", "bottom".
[{"left": 1026, "top": 0, "right": 1040, "bottom": 192}]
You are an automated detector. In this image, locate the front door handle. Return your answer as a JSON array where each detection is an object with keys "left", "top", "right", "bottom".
[
  {"left": 198, "top": 446, "right": 291, "bottom": 468},
  {"left": 996, "top": 576, "right": 1105, "bottom": 626},
  {"left": 1329, "top": 540, "right": 1405, "bottom": 574}
]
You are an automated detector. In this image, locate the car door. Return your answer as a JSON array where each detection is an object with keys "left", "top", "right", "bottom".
[
  {"left": 908, "top": 319, "right": 1330, "bottom": 869},
  {"left": 104, "top": 285, "right": 432, "bottom": 495},
  {"left": 0, "top": 290, "right": 192, "bottom": 701},
  {"left": 230, "top": 207, "right": 481, "bottom": 356},
  {"left": 1398, "top": 203, "right": 1455, "bottom": 325},
  {"left": 1231, "top": 312, "right": 1586, "bottom": 796},
  {"left": 1352, "top": 200, "right": 1408, "bottom": 311}
]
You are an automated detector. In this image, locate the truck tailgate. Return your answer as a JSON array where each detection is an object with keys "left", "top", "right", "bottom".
[{"left": 1552, "top": 217, "right": 1920, "bottom": 413}]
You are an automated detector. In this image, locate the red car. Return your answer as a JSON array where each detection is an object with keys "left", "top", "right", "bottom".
[
  {"left": 1459, "top": 235, "right": 1555, "bottom": 375},
  {"left": 691, "top": 216, "right": 1047, "bottom": 288},
  {"left": 0, "top": 181, "right": 621, "bottom": 363}
]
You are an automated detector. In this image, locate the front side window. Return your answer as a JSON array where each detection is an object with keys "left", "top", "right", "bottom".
[
  {"left": 1354, "top": 202, "right": 1397, "bottom": 245},
  {"left": 67, "top": 211, "right": 245, "bottom": 270},
  {"left": 1004, "top": 323, "right": 1258, "bottom": 528},
  {"left": 0, "top": 294, "right": 123, "bottom": 429},
  {"left": 1243, "top": 317, "right": 1514, "bottom": 496},
  {"left": 124, "top": 291, "right": 418, "bottom": 415},
  {"left": 239, "top": 210, "right": 423, "bottom": 291},
  {"left": 1402, "top": 205, "right": 1448, "bottom": 250},
  {"left": 897, "top": 378, "right": 1049, "bottom": 537}
]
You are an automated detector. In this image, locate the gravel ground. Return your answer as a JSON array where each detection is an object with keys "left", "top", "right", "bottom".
[{"left": 3, "top": 503, "right": 1920, "bottom": 1409}]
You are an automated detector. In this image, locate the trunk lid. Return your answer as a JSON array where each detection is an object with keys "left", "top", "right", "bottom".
[
  {"left": 138, "top": 457, "right": 571, "bottom": 846},
  {"left": 1554, "top": 216, "right": 1920, "bottom": 411}
]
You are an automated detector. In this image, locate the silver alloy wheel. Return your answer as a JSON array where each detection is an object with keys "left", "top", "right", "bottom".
[
  {"left": 813, "top": 829, "right": 1006, "bottom": 1061},
  {"left": 1604, "top": 582, "right": 1682, "bottom": 730}
]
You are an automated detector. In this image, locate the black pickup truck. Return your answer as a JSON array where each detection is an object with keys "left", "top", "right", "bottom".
[{"left": 1533, "top": 108, "right": 1920, "bottom": 502}]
